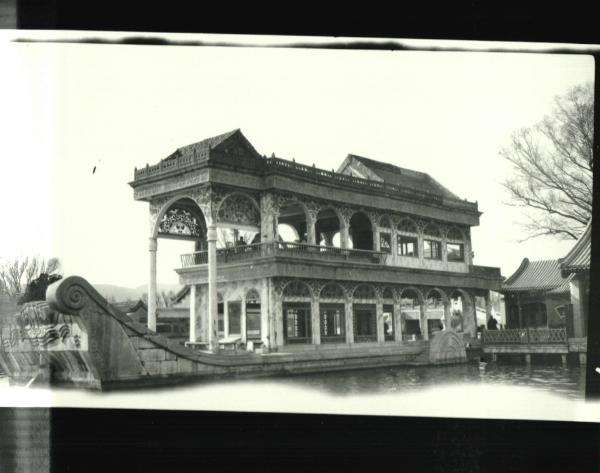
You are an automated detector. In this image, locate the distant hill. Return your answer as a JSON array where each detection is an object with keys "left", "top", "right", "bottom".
[{"left": 93, "top": 283, "right": 183, "bottom": 303}]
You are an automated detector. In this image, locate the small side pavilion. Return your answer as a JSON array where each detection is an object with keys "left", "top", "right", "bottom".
[{"left": 501, "top": 259, "right": 572, "bottom": 331}]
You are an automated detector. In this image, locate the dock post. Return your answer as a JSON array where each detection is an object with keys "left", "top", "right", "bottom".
[
  {"left": 524, "top": 353, "right": 531, "bottom": 365},
  {"left": 561, "top": 354, "right": 567, "bottom": 367},
  {"left": 207, "top": 225, "right": 219, "bottom": 352},
  {"left": 579, "top": 353, "right": 587, "bottom": 365},
  {"left": 492, "top": 353, "right": 498, "bottom": 362}
]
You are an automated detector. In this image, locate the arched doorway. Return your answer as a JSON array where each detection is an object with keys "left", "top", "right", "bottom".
[
  {"left": 425, "top": 288, "right": 447, "bottom": 337},
  {"left": 319, "top": 282, "right": 346, "bottom": 343},
  {"left": 245, "top": 288, "right": 262, "bottom": 341},
  {"left": 315, "top": 208, "right": 342, "bottom": 248},
  {"left": 278, "top": 201, "right": 308, "bottom": 243},
  {"left": 352, "top": 284, "right": 377, "bottom": 342},
  {"left": 349, "top": 212, "right": 373, "bottom": 250},
  {"left": 282, "top": 280, "right": 313, "bottom": 345},
  {"left": 216, "top": 192, "right": 261, "bottom": 250},
  {"left": 152, "top": 196, "right": 208, "bottom": 333},
  {"left": 400, "top": 288, "right": 423, "bottom": 341}
]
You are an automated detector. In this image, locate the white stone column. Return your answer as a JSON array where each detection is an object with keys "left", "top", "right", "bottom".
[
  {"left": 307, "top": 213, "right": 317, "bottom": 245},
  {"left": 340, "top": 224, "right": 350, "bottom": 249},
  {"left": 312, "top": 298, "right": 321, "bottom": 345},
  {"left": 345, "top": 300, "right": 354, "bottom": 344},
  {"left": 444, "top": 300, "right": 452, "bottom": 331},
  {"left": 394, "top": 299, "right": 403, "bottom": 342},
  {"left": 376, "top": 300, "right": 384, "bottom": 342},
  {"left": 241, "top": 298, "right": 247, "bottom": 343},
  {"left": 224, "top": 299, "right": 229, "bottom": 337},
  {"left": 373, "top": 227, "right": 380, "bottom": 252},
  {"left": 420, "top": 303, "right": 429, "bottom": 341},
  {"left": 260, "top": 279, "right": 270, "bottom": 350},
  {"left": 189, "top": 284, "right": 197, "bottom": 342},
  {"left": 207, "top": 225, "right": 218, "bottom": 351},
  {"left": 148, "top": 237, "right": 158, "bottom": 332}
]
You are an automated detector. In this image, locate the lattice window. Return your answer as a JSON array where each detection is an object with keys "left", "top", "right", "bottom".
[
  {"left": 320, "top": 283, "right": 345, "bottom": 299},
  {"left": 217, "top": 193, "right": 260, "bottom": 227},
  {"left": 159, "top": 207, "right": 203, "bottom": 237},
  {"left": 397, "top": 219, "right": 418, "bottom": 234},
  {"left": 353, "top": 284, "right": 376, "bottom": 299},
  {"left": 283, "top": 280, "right": 311, "bottom": 298}
]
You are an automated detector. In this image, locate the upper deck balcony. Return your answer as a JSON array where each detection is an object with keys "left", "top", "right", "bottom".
[{"left": 177, "top": 241, "right": 503, "bottom": 291}]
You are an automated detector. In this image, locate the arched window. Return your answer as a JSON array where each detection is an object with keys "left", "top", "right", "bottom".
[
  {"left": 423, "top": 223, "right": 442, "bottom": 260},
  {"left": 382, "top": 287, "right": 394, "bottom": 300},
  {"left": 349, "top": 212, "right": 373, "bottom": 250},
  {"left": 446, "top": 227, "right": 465, "bottom": 262},
  {"left": 397, "top": 219, "right": 418, "bottom": 257},
  {"left": 378, "top": 216, "right": 392, "bottom": 254}
]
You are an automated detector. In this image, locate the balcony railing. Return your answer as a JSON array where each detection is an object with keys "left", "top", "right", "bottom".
[
  {"left": 180, "top": 241, "right": 388, "bottom": 268},
  {"left": 482, "top": 328, "right": 567, "bottom": 345}
]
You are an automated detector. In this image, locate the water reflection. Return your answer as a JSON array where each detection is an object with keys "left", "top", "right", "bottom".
[{"left": 276, "top": 361, "right": 585, "bottom": 400}]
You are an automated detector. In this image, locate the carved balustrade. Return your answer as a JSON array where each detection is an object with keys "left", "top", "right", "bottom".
[{"left": 482, "top": 328, "right": 567, "bottom": 345}]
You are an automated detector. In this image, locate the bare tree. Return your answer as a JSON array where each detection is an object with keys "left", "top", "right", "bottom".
[
  {"left": 0, "top": 256, "right": 61, "bottom": 297},
  {"left": 501, "top": 82, "right": 593, "bottom": 241}
]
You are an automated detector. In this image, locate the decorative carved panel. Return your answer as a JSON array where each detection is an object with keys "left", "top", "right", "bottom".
[
  {"left": 353, "top": 284, "right": 376, "bottom": 299},
  {"left": 283, "top": 280, "right": 312, "bottom": 298},
  {"left": 320, "top": 282, "right": 345, "bottom": 299},
  {"left": 216, "top": 193, "right": 260, "bottom": 227},
  {"left": 447, "top": 227, "right": 464, "bottom": 241},
  {"left": 158, "top": 207, "right": 204, "bottom": 238}
]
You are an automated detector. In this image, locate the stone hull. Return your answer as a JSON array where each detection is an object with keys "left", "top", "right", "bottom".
[{"left": 0, "top": 276, "right": 473, "bottom": 391}]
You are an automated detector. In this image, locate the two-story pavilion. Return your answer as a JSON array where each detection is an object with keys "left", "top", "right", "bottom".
[{"left": 129, "top": 129, "right": 503, "bottom": 353}]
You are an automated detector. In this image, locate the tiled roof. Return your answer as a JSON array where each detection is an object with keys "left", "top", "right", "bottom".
[
  {"left": 502, "top": 258, "right": 573, "bottom": 293},
  {"left": 344, "top": 154, "right": 461, "bottom": 200},
  {"left": 163, "top": 128, "right": 242, "bottom": 162},
  {"left": 561, "top": 220, "right": 591, "bottom": 276}
]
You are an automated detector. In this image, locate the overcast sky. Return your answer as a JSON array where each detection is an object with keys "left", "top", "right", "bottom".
[{"left": 0, "top": 37, "right": 594, "bottom": 288}]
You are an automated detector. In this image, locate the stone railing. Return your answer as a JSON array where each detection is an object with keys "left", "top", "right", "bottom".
[
  {"left": 482, "top": 328, "right": 567, "bottom": 345},
  {"left": 133, "top": 153, "right": 478, "bottom": 213},
  {"left": 180, "top": 241, "right": 388, "bottom": 268},
  {"left": 265, "top": 158, "right": 479, "bottom": 212},
  {"left": 134, "top": 150, "right": 209, "bottom": 180}
]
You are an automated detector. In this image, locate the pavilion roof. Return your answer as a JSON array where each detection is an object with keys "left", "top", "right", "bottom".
[
  {"left": 561, "top": 220, "right": 591, "bottom": 277},
  {"left": 502, "top": 258, "right": 573, "bottom": 294},
  {"left": 339, "top": 154, "right": 462, "bottom": 200}
]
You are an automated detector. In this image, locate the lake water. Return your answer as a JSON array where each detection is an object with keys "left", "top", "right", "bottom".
[
  {"left": 0, "top": 360, "right": 593, "bottom": 422},
  {"left": 279, "top": 361, "right": 586, "bottom": 400}
]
